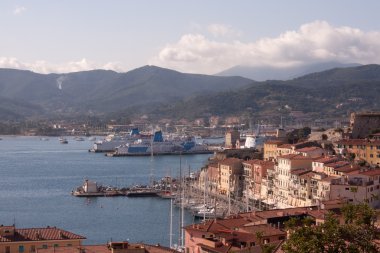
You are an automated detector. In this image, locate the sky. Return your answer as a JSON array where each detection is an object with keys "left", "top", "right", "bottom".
[{"left": 1, "top": 0, "right": 380, "bottom": 74}]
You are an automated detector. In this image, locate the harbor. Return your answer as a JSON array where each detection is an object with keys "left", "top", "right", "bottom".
[{"left": 0, "top": 136, "right": 209, "bottom": 245}]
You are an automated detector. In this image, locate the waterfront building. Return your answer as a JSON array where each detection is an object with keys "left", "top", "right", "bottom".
[
  {"left": 242, "top": 160, "right": 274, "bottom": 203},
  {"left": 218, "top": 158, "right": 243, "bottom": 197},
  {"left": 273, "top": 154, "right": 314, "bottom": 207},
  {"left": 206, "top": 163, "right": 219, "bottom": 194},
  {"left": 0, "top": 225, "right": 85, "bottom": 253}
]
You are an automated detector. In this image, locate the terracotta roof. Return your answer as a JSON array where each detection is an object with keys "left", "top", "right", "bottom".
[
  {"left": 37, "top": 244, "right": 180, "bottom": 253},
  {"left": 307, "top": 209, "right": 329, "bottom": 220},
  {"left": 236, "top": 241, "right": 284, "bottom": 253},
  {"left": 240, "top": 207, "right": 310, "bottom": 220},
  {"left": 219, "top": 158, "right": 243, "bottom": 166},
  {"left": 277, "top": 144, "right": 293, "bottom": 149},
  {"left": 290, "top": 168, "right": 312, "bottom": 176},
  {"left": 333, "top": 165, "right": 359, "bottom": 173},
  {"left": 360, "top": 169, "right": 380, "bottom": 176},
  {"left": 320, "top": 175, "right": 341, "bottom": 182},
  {"left": 242, "top": 160, "right": 274, "bottom": 167},
  {"left": 0, "top": 227, "right": 85, "bottom": 242},
  {"left": 324, "top": 161, "right": 351, "bottom": 169},
  {"left": 277, "top": 154, "right": 313, "bottom": 160},
  {"left": 313, "top": 156, "right": 341, "bottom": 164},
  {"left": 296, "top": 147, "right": 323, "bottom": 152},
  {"left": 239, "top": 224, "right": 286, "bottom": 238},
  {"left": 198, "top": 243, "right": 233, "bottom": 253}
]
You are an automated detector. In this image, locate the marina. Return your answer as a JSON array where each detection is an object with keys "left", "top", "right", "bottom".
[{"left": 0, "top": 136, "right": 210, "bottom": 246}]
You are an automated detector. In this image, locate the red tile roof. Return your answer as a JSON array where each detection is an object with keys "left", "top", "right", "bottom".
[
  {"left": 313, "top": 156, "right": 341, "bottom": 164},
  {"left": 37, "top": 244, "right": 180, "bottom": 253},
  {"left": 360, "top": 169, "right": 380, "bottom": 176},
  {"left": 219, "top": 158, "right": 243, "bottom": 166},
  {"left": 277, "top": 154, "right": 313, "bottom": 160},
  {"left": 0, "top": 227, "right": 85, "bottom": 242},
  {"left": 296, "top": 147, "right": 323, "bottom": 152}
]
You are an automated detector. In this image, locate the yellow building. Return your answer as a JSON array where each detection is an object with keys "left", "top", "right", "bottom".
[
  {"left": 335, "top": 139, "right": 380, "bottom": 166},
  {"left": 0, "top": 225, "right": 85, "bottom": 253},
  {"left": 263, "top": 140, "right": 285, "bottom": 161},
  {"left": 219, "top": 158, "right": 243, "bottom": 196},
  {"left": 366, "top": 140, "right": 380, "bottom": 166}
]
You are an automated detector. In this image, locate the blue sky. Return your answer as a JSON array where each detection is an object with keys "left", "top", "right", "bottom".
[{"left": 1, "top": 0, "right": 380, "bottom": 74}]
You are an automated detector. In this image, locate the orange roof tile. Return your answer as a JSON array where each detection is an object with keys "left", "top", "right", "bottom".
[{"left": 0, "top": 227, "right": 85, "bottom": 242}]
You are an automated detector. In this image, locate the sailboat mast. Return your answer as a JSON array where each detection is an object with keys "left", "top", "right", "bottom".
[
  {"left": 180, "top": 153, "right": 184, "bottom": 249},
  {"left": 178, "top": 153, "right": 182, "bottom": 248},
  {"left": 149, "top": 127, "right": 154, "bottom": 186},
  {"left": 169, "top": 198, "right": 173, "bottom": 248}
]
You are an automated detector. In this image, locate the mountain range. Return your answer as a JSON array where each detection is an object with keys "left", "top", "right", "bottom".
[
  {"left": 217, "top": 62, "right": 361, "bottom": 81},
  {"left": 0, "top": 66, "right": 252, "bottom": 120},
  {"left": 0, "top": 63, "right": 379, "bottom": 122}
]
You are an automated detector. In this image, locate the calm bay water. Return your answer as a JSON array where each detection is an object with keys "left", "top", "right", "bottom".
[{"left": 0, "top": 136, "right": 210, "bottom": 245}]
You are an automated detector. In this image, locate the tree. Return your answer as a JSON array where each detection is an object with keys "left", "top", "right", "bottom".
[{"left": 282, "top": 204, "right": 379, "bottom": 253}]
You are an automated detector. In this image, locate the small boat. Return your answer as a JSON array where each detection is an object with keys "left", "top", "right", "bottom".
[
  {"left": 193, "top": 207, "right": 224, "bottom": 219},
  {"left": 74, "top": 137, "right": 85, "bottom": 141},
  {"left": 40, "top": 137, "right": 49, "bottom": 141},
  {"left": 158, "top": 191, "right": 176, "bottom": 199},
  {"left": 59, "top": 138, "right": 68, "bottom": 144},
  {"left": 88, "top": 136, "right": 96, "bottom": 141}
]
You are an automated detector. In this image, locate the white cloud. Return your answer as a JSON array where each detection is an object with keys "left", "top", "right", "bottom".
[
  {"left": 150, "top": 21, "right": 380, "bottom": 74},
  {"left": 0, "top": 57, "right": 123, "bottom": 73},
  {"left": 207, "top": 24, "right": 241, "bottom": 38},
  {"left": 13, "top": 6, "right": 26, "bottom": 15}
]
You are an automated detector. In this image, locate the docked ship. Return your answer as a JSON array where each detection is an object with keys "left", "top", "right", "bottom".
[
  {"left": 89, "top": 128, "right": 149, "bottom": 152},
  {"left": 108, "top": 131, "right": 212, "bottom": 156}
]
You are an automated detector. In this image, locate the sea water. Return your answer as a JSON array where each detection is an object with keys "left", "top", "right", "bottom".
[{"left": 0, "top": 136, "right": 211, "bottom": 245}]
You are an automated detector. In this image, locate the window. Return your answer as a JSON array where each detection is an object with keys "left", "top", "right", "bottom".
[
  {"left": 18, "top": 245, "right": 24, "bottom": 253},
  {"left": 42, "top": 245, "right": 48, "bottom": 249},
  {"left": 370, "top": 154, "right": 374, "bottom": 158},
  {"left": 5, "top": 246, "right": 10, "bottom": 253},
  {"left": 30, "top": 246, "right": 35, "bottom": 253},
  {"left": 54, "top": 244, "right": 59, "bottom": 248},
  {"left": 67, "top": 244, "right": 72, "bottom": 247}
]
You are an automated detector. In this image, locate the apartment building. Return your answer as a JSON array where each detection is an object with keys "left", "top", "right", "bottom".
[
  {"left": 273, "top": 154, "right": 314, "bottom": 207},
  {"left": 219, "top": 158, "right": 243, "bottom": 197}
]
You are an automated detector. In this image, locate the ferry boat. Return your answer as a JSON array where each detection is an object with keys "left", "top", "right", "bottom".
[
  {"left": 90, "top": 128, "right": 149, "bottom": 152},
  {"left": 109, "top": 131, "right": 212, "bottom": 156}
]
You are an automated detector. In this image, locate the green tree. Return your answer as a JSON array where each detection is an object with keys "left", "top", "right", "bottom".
[{"left": 282, "top": 204, "right": 378, "bottom": 253}]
